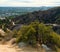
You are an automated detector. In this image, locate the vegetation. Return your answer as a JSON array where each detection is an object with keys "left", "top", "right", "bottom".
[
  {"left": 13, "top": 7, "right": 60, "bottom": 24},
  {"left": 12, "top": 7, "right": 60, "bottom": 35},
  {"left": 12, "top": 21, "right": 60, "bottom": 50},
  {"left": 0, "top": 17, "right": 14, "bottom": 31},
  {"left": 0, "top": 7, "right": 60, "bottom": 51}
]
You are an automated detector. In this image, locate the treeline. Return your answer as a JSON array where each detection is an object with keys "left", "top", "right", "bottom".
[
  {"left": 0, "top": 17, "right": 14, "bottom": 31},
  {"left": 12, "top": 21, "right": 60, "bottom": 50}
]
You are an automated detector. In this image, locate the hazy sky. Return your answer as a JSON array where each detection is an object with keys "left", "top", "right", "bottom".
[{"left": 0, "top": 0, "right": 60, "bottom": 7}]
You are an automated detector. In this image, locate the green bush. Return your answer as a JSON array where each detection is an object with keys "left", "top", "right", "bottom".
[{"left": 15, "top": 21, "right": 60, "bottom": 48}]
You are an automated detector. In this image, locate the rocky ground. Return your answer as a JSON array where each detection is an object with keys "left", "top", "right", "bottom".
[
  {"left": 0, "top": 40, "right": 46, "bottom": 52},
  {"left": 0, "top": 38, "right": 55, "bottom": 52}
]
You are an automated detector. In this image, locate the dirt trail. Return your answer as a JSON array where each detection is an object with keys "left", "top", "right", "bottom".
[
  {"left": 0, "top": 44, "right": 17, "bottom": 52},
  {"left": 0, "top": 43, "right": 46, "bottom": 52},
  {"left": 0, "top": 40, "right": 55, "bottom": 52},
  {"left": 0, "top": 40, "right": 46, "bottom": 52}
]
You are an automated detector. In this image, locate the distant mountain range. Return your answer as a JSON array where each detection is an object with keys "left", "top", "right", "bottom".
[{"left": 0, "top": 7, "right": 51, "bottom": 17}]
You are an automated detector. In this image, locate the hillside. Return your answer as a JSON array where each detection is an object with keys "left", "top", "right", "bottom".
[
  {"left": 0, "top": 7, "right": 60, "bottom": 52},
  {"left": 13, "top": 7, "right": 60, "bottom": 24}
]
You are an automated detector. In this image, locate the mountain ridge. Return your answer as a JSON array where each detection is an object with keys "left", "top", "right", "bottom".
[{"left": 13, "top": 7, "right": 60, "bottom": 24}]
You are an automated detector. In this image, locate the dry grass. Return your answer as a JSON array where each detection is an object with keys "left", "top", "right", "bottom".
[{"left": 56, "top": 47, "right": 60, "bottom": 52}]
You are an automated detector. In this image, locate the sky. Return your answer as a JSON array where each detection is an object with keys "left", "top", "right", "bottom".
[{"left": 0, "top": 0, "right": 60, "bottom": 7}]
